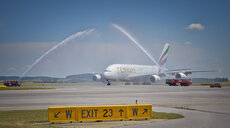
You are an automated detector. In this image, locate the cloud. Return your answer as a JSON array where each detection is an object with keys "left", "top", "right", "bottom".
[
  {"left": 185, "top": 23, "right": 204, "bottom": 30},
  {"left": 184, "top": 41, "right": 192, "bottom": 45},
  {"left": 8, "top": 67, "right": 16, "bottom": 71},
  {"left": 20, "top": 65, "right": 30, "bottom": 70}
]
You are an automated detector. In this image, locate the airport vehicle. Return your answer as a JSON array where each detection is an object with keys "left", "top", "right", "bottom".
[
  {"left": 210, "top": 83, "right": 221, "bottom": 88},
  {"left": 3, "top": 81, "right": 21, "bottom": 87},
  {"left": 166, "top": 79, "right": 192, "bottom": 86},
  {"left": 0, "top": 85, "right": 6, "bottom": 88}
]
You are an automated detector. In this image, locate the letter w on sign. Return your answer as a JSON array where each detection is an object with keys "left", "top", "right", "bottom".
[
  {"left": 132, "top": 108, "right": 138, "bottom": 116},
  {"left": 66, "top": 110, "right": 72, "bottom": 118}
]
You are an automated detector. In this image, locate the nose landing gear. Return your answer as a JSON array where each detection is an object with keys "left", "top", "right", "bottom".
[{"left": 107, "top": 80, "right": 111, "bottom": 86}]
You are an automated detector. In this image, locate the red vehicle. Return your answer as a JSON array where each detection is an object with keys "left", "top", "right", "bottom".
[
  {"left": 3, "top": 81, "right": 21, "bottom": 87},
  {"left": 210, "top": 83, "right": 221, "bottom": 88},
  {"left": 166, "top": 79, "right": 192, "bottom": 86}
]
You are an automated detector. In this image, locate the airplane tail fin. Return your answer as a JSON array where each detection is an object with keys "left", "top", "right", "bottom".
[{"left": 158, "top": 43, "right": 170, "bottom": 66}]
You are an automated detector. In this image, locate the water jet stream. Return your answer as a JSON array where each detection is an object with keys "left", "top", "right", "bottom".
[
  {"left": 112, "top": 24, "right": 160, "bottom": 67},
  {"left": 19, "top": 29, "right": 95, "bottom": 80},
  {"left": 112, "top": 23, "right": 169, "bottom": 77}
]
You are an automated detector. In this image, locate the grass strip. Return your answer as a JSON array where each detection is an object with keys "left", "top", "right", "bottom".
[
  {"left": 0, "top": 109, "right": 184, "bottom": 128},
  {"left": 152, "top": 111, "right": 184, "bottom": 119},
  {"left": 175, "top": 107, "right": 196, "bottom": 111},
  {"left": 21, "top": 82, "right": 102, "bottom": 86},
  {"left": 192, "top": 82, "right": 230, "bottom": 87},
  {"left": 0, "top": 110, "right": 54, "bottom": 128},
  {"left": 0, "top": 87, "right": 54, "bottom": 91}
]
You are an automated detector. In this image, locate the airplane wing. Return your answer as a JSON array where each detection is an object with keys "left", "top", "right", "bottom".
[
  {"left": 126, "top": 72, "right": 165, "bottom": 80},
  {"left": 126, "top": 69, "right": 216, "bottom": 80},
  {"left": 127, "top": 73, "right": 156, "bottom": 78},
  {"left": 166, "top": 69, "right": 217, "bottom": 76}
]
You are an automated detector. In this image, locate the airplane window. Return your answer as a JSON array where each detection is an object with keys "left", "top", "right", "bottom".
[{"left": 104, "top": 70, "right": 111, "bottom": 72}]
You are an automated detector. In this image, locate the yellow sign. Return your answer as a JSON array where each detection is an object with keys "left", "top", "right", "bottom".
[
  {"left": 48, "top": 107, "right": 76, "bottom": 123},
  {"left": 78, "top": 105, "right": 127, "bottom": 121},
  {"left": 128, "top": 104, "right": 152, "bottom": 119},
  {"left": 48, "top": 104, "right": 152, "bottom": 123}
]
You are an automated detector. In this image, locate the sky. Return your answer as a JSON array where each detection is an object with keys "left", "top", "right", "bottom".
[{"left": 0, "top": 0, "right": 230, "bottom": 78}]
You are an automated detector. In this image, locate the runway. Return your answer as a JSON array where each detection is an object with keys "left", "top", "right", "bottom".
[{"left": 0, "top": 85, "right": 230, "bottom": 127}]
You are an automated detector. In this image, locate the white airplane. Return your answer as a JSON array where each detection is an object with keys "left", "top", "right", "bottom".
[{"left": 93, "top": 43, "right": 212, "bottom": 85}]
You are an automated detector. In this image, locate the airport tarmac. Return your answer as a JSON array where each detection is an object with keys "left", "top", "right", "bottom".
[{"left": 0, "top": 84, "right": 230, "bottom": 128}]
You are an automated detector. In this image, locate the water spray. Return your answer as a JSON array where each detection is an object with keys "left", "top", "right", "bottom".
[
  {"left": 112, "top": 23, "right": 168, "bottom": 76},
  {"left": 19, "top": 28, "right": 95, "bottom": 80},
  {"left": 112, "top": 24, "right": 159, "bottom": 65},
  {"left": 112, "top": 24, "right": 159, "bottom": 66}
]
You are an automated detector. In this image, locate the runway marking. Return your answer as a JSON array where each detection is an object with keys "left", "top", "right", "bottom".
[
  {"left": 151, "top": 101, "right": 230, "bottom": 105},
  {"left": 1, "top": 102, "right": 230, "bottom": 109},
  {"left": 0, "top": 105, "right": 50, "bottom": 109},
  {"left": 0, "top": 104, "right": 107, "bottom": 109},
  {"left": 193, "top": 109, "right": 230, "bottom": 116},
  {"left": 0, "top": 102, "right": 230, "bottom": 110}
]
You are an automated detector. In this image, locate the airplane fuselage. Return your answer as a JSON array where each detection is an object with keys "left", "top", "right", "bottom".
[{"left": 103, "top": 64, "right": 159, "bottom": 82}]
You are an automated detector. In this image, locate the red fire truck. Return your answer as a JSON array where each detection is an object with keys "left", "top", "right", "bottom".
[
  {"left": 166, "top": 79, "right": 192, "bottom": 86},
  {"left": 210, "top": 83, "right": 221, "bottom": 88},
  {"left": 3, "top": 81, "right": 21, "bottom": 87}
]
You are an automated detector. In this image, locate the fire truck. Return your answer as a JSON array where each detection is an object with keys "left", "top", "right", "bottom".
[
  {"left": 166, "top": 79, "right": 192, "bottom": 86},
  {"left": 210, "top": 83, "right": 221, "bottom": 88},
  {"left": 3, "top": 81, "right": 21, "bottom": 87}
]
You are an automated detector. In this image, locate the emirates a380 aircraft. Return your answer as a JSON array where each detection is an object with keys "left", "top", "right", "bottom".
[{"left": 93, "top": 43, "right": 211, "bottom": 85}]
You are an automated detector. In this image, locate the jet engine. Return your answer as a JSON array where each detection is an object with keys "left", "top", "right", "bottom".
[
  {"left": 150, "top": 75, "right": 161, "bottom": 82},
  {"left": 92, "top": 74, "right": 102, "bottom": 82},
  {"left": 175, "top": 73, "right": 186, "bottom": 79}
]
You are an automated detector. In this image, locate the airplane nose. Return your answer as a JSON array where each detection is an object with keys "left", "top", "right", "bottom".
[
  {"left": 103, "top": 72, "right": 108, "bottom": 77},
  {"left": 103, "top": 72, "right": 111, "bottom": 79}
]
